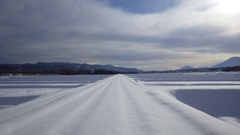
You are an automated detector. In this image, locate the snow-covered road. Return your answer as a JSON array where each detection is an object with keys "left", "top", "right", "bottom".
[{"left": 0, "top": 74, "right": 239, "bottom": 135}]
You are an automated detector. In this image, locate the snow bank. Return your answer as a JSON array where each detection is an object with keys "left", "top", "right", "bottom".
[{"left": 128, "top": 73, "right": 240, "bottom": 128}]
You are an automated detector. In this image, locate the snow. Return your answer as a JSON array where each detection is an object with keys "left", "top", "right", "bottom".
[{"left": 0, "top": 73, "right": 240, "bottom": 135}]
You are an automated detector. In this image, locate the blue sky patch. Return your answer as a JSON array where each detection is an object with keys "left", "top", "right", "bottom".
[{"left": 104, "top": 0, "right": 180, "bottom": 14}]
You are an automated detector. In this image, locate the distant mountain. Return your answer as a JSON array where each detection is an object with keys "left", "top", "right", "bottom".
[
  {"left": 79, "top": 63, "right": 141, "bottom": 73},
  {"left": 179, "top": 66, "right": 195, "bottom": 70},
  {"left": 198, "top": 66, "right": 209, "bottom": 69},
  {"left": 0, "top": 62, "right": 142, "bottom": 75},
  {"left": 212, "top": 57, "right": 240, "bottom": 68}
]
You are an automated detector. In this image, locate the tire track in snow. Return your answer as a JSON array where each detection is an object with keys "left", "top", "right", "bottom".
[
  {"left": 119, "top": 75, "right": 160, "bottom": 135},
  {"left": 0, "top": 76, "right": 115, "bottom": 135},
  {"left": 0, "top": 77, "right": 107, "bottom": 122},
  {"left": 72, "top": 75, "right": 131, "bottom": 135},
  {"left": 1, "top": 75, "right": 240, "bottom": 135},
  {"left": 41, "top": 76, "right": 116, "bottom": 135}
]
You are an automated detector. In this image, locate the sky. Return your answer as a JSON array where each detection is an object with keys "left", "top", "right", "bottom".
[{"left": 0, "top": 0, "right": 240, "bottom": 71}]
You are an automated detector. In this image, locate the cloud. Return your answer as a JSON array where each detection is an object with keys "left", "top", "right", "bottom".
[{"left": 0, "top": 0, "right": 240, "bottom": 70}]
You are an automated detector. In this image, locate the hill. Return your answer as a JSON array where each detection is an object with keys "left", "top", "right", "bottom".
[
  {"left": 212, "top": 57, "right": 240, "bottom": 68},
  {"left": 179, "top": 66, "right": 195, "bottom": 70}
]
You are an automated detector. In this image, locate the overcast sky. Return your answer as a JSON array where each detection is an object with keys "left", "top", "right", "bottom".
[{"left": 0, "top": 0, "right": 240, "bottom": 70}]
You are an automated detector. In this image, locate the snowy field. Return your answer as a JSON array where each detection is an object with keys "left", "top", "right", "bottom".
[
  {"left": 0, "top": 75, "right": 111, "bottom": 109},
  {"left": 0, "top": 73, "right": 240, "bottom": 135}
]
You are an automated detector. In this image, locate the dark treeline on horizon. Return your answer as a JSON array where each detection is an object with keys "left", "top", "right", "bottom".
[
  {"left": 0, "top": 62, "right": 140, "bottom": 75},
  {"left": 0, "top": 68, "right": 127, "bottom": 75},
  {"left": 1, "top": 63, "right": 240, "bottom": 76}
]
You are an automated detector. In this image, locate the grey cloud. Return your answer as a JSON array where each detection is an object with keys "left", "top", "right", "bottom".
[
  {"left": 158, "top": 25, "right": 225, "bottom": 47},
  {"left": 217, "top": 34, "right": 240, "bottom": 53},
  {"left": 150, "top": 25, "right": 240, "bottom": 54},
  {"left": 92, "top": 45, "right": 194, "bottom": 62},
  {"left": 0, "top": 0, "right": 239, "bottom": 70}
]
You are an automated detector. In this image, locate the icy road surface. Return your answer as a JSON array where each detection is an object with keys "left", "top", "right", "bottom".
[{"left": 0, "top": 74, "right": 240, "bottom": 135}]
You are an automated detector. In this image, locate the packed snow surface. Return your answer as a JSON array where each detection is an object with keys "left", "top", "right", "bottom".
[{"left": 0, "top": 73, "right": 240, "bottom": 135}]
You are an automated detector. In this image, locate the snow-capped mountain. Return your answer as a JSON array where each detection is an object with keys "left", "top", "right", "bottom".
[
  {"left": 177, "top": 57, "right": 240, "bottom": 71},
  {"left": 212, "top": 57, "right": 240, "bottom": 68}
]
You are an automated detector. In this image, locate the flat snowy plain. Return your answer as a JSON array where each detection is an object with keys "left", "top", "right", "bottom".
[{"left": 0, "top": 72, "right": 240, "bottom": 135}]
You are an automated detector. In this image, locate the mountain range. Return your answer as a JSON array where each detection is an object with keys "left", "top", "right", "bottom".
[
  {"left": 179, "top": 57, "right": 240, "bottom": 70},
  {"left": 0, "top": 62, "right": 142, "bottom": 75},
  {"left": 1, "top": 57, "right": 239, "bottom": 75},
  {"left": 179, "top": 66, "right": 195, "bottom": 70}
]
